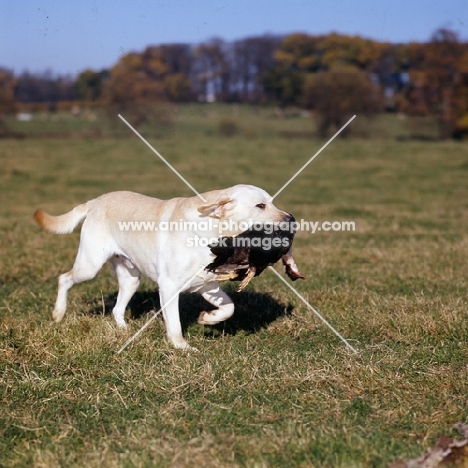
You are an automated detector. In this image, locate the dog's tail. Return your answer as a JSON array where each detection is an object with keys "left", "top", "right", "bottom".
[{"left": 34, "top": 202, "right": 89, "bottom": 234}]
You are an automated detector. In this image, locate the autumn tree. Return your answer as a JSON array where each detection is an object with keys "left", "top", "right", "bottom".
[
  {"left": 263, "top": 33, "right": 391, "bottom": 107},
  {"left": 0, "top": 69, "right": 17, "bottom": 114},
  {"left": 319, "top": 33, "right": 389, "bottom": 71},
  {"left": 104, "top": 53, "right": 163, "bottom": 128},
  {"left": 0, "top": 69, "right": 18, "bottom": 137},
  {"left": 143, "top": 44, "right": 193, "bottom": 101},
  {"left": 105, "top": 45, "right": 193, "bottom": 104},
  {"left": 103, "top": 45, "right": 193, "bottom": 128},
  {"left": 262, "top": 34, "right": 320, "bottom": 106},
  {"left": 76, "top": 69, "right": 106, "bottom": 103},
  {"left": 400, "top": 29, "right": 466, "bottom": 138},
  {"left": 303, "top": 68, "right": 382, "bottom": 137},
  {"left": 453, "top": 50, "right": 468, "bottom": 136}
]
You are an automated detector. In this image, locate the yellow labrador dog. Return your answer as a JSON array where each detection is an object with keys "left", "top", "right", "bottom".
[{"left": 34, "top": 185, "right": 295, "bottom": 350}]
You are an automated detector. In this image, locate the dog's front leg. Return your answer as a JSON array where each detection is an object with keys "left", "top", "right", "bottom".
[
  {"left": 197, "top": 282, "right": 235, "bottom": 325},
  {"left": 158, "top": 281, "right": 193, "bottom": 350}
]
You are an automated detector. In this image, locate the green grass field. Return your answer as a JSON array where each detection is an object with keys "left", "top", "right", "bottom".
[{"left": 1, "top": 105, "right": 468, "bottom": 467}]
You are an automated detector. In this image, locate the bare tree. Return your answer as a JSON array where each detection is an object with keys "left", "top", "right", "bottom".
[
  {"left": 232, "top": 35, "right": 282, "bottom": 102},
  {"left": 193, "top": 39, "right": 230, "bottom": 102}
]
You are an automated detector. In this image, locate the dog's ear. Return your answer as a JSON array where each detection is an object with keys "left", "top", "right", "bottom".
[{"left": 198, "top": 198, "right": 237, "bottom": 219}]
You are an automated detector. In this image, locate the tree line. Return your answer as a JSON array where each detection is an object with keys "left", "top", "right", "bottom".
[{"left": 1, "top": 29, "right": 468, "bottom": 138}]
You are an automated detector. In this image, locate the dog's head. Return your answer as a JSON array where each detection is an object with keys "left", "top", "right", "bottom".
[{"left": 198, "top": 184, "right": 293, "bottom": 236}]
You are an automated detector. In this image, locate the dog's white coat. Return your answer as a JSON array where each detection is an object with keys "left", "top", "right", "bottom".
[{"left": 35, "top": 185, "right": 292, "bottom": 349}]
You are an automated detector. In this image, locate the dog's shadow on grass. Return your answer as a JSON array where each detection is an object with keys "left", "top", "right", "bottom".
[{"left": 88, "top": 286, "right": 293, "bottom": 337}]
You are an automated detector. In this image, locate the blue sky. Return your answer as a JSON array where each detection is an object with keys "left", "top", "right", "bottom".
[{"left": 1, "top": 0, "right": 467, "bottom": 75}]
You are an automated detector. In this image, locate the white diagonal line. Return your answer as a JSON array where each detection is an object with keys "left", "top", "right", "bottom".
[
  {"left": 117, "top": 267, "right": 206, "bottom": 354},
  {"left": 117, "top": 110, "right": 357, "bottom": 354},
  {"left": 267, "top": 266, "right": 358, "bottom": 354},
  {"left": 118, "top": 114, "right": 207, "bottom": 202},
  {"left": 269, "top": 115, "right": 356, "bottom": 201}
]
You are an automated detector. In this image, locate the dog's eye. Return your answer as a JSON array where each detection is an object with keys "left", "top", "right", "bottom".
[{"left": 256, "top": 203, "right": 266, "bottom": 210}]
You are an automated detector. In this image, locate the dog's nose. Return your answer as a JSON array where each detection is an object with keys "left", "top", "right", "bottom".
[{"left": 283, "top": 213, "right": 295, "bottom": 223}]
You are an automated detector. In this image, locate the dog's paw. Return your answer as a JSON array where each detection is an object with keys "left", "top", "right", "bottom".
[
  {"left": 171, "top": 340, "right": 199, "bottom": 353},
  {"left": 114, "top": 320, "right": 128, "bottom": 329},
  {"left": 51, "top": 309, "right": 66, "bottom": 323},
  {"left": 197, "top": 311, "right": 221, "bottom": 326}
]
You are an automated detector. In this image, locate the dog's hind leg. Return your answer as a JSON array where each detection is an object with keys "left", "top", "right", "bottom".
[
  {"left": 197, "top": 282, "right": 235, "bottom": 325},
  {"left": 52, "top": 270, "right": 75, "bottom": 322},
  {"left": 52, "top": 233, "right": 109, "bottom": 323},
  {"left": 109, "top": 256, "right": 141, "bottom": 329}
]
